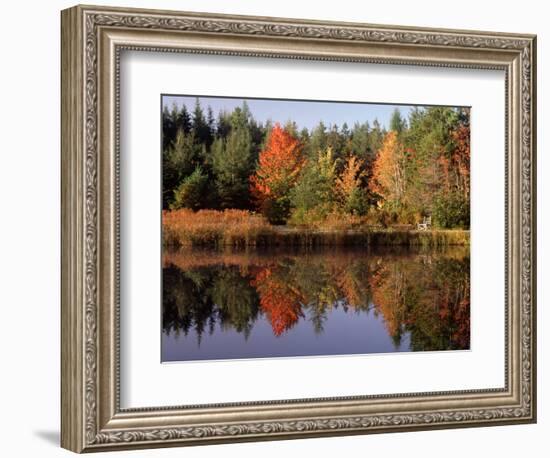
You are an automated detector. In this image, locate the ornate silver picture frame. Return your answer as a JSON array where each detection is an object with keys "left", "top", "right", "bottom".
[{"left": 61, "top": 4, "right": 536, "bottom": 453}]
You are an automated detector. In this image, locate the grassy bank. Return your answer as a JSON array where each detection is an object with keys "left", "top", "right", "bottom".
[{"left": 163, "top": 209, "right": 470, "bottom": 248}]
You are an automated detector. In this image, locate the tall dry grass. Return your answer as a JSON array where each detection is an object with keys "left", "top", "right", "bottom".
[
  {"left": 163, "top": 209, "right": 274, "bottom": 248},
  {"left": 162, "top": 208, "right": 470, "bottom": 248}
]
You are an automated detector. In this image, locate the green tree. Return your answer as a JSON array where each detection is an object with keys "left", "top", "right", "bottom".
[
  {"left": 368, "top": 119, "right": 385, "bottom": 157},
  {"left": 432, "top": 190, "right": 469, "bottom": 228},
  {"left": 176, "top": 104, "right": 191, "bottom": 134},
  {"left": 290, "top": 147, "right": 338, "bottom": 222},
  {"left": 216, "top": 110, "right": 232, "bottom": 139},
  {"left": 390, "top": 108, "right": 407, "bottom": 134},
  {"left": 404, "top": 107, "right": 462, "bottom": 218},
  {"left": 162, "top": 129, "right": 201, "bottom": 209},
  {"left": 212, "top": 126, "right": 253, "bottom": 209},
  {"left": 170, "top": 166, "right": 208, "bottom": 210},
  {"left": 308, "top": 121, "right": 328, "bottom": 158},
  {"left": 192, "top": 98, "right": 212, "bottom": 147},
  {"left": 162, "top": 103, "right": 179, "bottom": 150},
  {"left": 326, "top": 124, "right": 345, "bottom": 162}
]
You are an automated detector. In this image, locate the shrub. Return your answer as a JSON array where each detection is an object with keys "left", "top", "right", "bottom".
[
  {"left": 170, "top": 166, "right": 208, "bottom": 210},
  {"left": 432, "top": 191, "right": 469, "bottom": 229},
  {"left": 344, "top": 187, "right": 369, "bottom": 216}
]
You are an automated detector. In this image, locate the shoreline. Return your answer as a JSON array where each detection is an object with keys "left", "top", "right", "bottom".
[{"left": 163, "top": 225, "right": 470, "bottom": 249}]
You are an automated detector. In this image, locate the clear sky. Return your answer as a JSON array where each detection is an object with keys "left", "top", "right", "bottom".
[{"left": 162, "top": 94, "right": 425, "bottom": 132}]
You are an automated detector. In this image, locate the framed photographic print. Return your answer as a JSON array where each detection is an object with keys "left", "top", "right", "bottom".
[{"left": 61, "top": 4, "right": 537, "bottom": 453}]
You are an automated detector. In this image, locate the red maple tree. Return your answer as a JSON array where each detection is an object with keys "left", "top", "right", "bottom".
[{"left": 249, "top": 124, "right": 304, "bottom": 222}]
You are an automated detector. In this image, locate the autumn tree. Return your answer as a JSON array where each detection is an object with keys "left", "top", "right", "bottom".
[
  {"left": 369, "top": 131, "right": 409, "bottom": 217},
  {"left": 336, "top": 155, "right": 368, "bottom": 215},
  {"left": 250, "top": 124, "right": 304, "bottom": 224},
  {"left": 161, "top": 97, "right": 469, "bottom": 229},
  {"left": 450, "top": 116, "right": 471, "bottom": 199}
]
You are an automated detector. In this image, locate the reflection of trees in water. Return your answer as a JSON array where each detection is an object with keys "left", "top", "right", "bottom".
[
  {"left": 162, "top": 266, "right": 260, "bottom": 344},
  {"left": 162, "top": 248, "right": 470, "bottom": 351},
  {"left": 368, "top": 255, "right": 470, "bottom": 350}
]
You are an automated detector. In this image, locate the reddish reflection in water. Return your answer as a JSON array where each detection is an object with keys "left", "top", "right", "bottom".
[{"left": 162, "top": 246, "right": 469, "bottom": 361}]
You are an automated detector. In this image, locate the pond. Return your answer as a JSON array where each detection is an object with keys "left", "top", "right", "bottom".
[{"left": 161, "top": 246, "right": 470, "bottom": 362}]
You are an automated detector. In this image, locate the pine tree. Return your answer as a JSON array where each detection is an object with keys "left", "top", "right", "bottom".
[
  {"left": 176, "top": 104, "right": 191, "bottom": 134},
  {"left": 308, "top": 121, "right": 327, "bottom": 158},
  {"left": 162, "top": 104, "right": 179, "bottom": 150},
  {"left": 192, "top": 98, "right": 212, "bottom": 147},
  {"left": 171, "top": 166, "right": 208, "bottom": 210},
  {"left": 162, "top": 129, "right": 201, "bottom": 209},
  {"left": 290, "top": 147, "right": 338, "bottom": 220},
  {"left": 212, "top": 126, "right": 253, "bottom": 209},
  {"left": 390, "top": 108, "right": 406, "bottom": 134}
]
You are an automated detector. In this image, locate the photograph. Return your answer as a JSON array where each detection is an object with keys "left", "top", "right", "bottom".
[
  {"left": 58, "top": 4, "right": 536, "bottom": 452},
  {"left": 161, "top": 95, "right": 471, "bottom": 362}
]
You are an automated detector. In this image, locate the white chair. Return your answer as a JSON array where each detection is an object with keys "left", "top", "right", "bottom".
[{"left": 417, "top": 216, "right": 431, "bottom": 231}]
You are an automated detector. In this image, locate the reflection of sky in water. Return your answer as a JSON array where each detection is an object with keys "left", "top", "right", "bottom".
[
  {"left": 161, "top": 246, "right": 470, "bottom": 363},
  {"left": 162, "top": 304, "right": 411, "bottom": 362}
]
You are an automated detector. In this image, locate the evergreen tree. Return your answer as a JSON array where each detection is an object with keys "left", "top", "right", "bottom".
[
  {"left": 192, "top": 98, "right": 212, "bottom": 147},
  {"left": 350, "top": 122, "right": 370, "bottom": 161},
  {"left": 290, "top": 147, "right": 338, "bottom": 221},
  {"left": 162, "top": 129, "right": 201, "bottom": 209},
  {"left": 171, "top": 166, "right": 208, "bottom": 210},
  {"left": 212, "top": 126, "right": 254, "bottom": 209},
  {"left": 326, "top": 124, "right": 345, "bottom": 160},
  {"left": 390, "top": 108, "right": 406, "bottom": 134},
  {"left": 176, "top": 104, "right": 191, "bottom": 134},
  {"left": 162, "top": 103, "right": 179, "bottom": 150},
  {"left": 206, "top": 106, "right": 215, "bottom": 135},
  {"left": 216, "top": 110, "right": 232, "bottom": 139},
  {"left": 369, "top": 119, "right": 385, "bottom": 154},
  {"left": 308, "top": 121, "right": 327, "bottom": 158},
  {"left": 404, "top": 106, "right": 461, "bottom": 217},
  {"left": 284, "top": 120, "right": 299, "bottom": 137}
]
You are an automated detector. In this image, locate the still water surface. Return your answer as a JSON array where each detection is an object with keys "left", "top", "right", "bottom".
[{"left": 162, "top": 246, "right": 470, "bottom": 362}]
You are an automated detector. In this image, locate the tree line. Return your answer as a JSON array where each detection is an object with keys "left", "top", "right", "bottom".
[{"left": 162, "top": 99, "right": 470, "bottom": 228}]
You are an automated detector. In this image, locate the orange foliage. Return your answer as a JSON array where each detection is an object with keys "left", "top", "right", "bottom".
[
  {"left": 369, "top": 132, "right": 407, "bottom": 206},
  {"left": 368, "top": 257, "right": 470, "bottom": 348},
  {"left": 437, "top": 124, "right": 470, "bottom": 198},
  {"left": 368, "top": 264, "right": 408, "bottom": 337},
  {"left": 336, "top": 155, "right": 366, "bottom": 203},
  {"left": 336, "top": 269, "right": 364, "bottom": 308},
  {"left": 251, "top": 267, "right": 304, "bottom": 336},
  {"left": 162, "top": 208, "right": 271, "bottom": 246},
  {"left": 250, "top": 124, "right": 304, "bottom": 208},
  {"left": 453, "top": 124, "right": 471, "bottom": 197}
]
